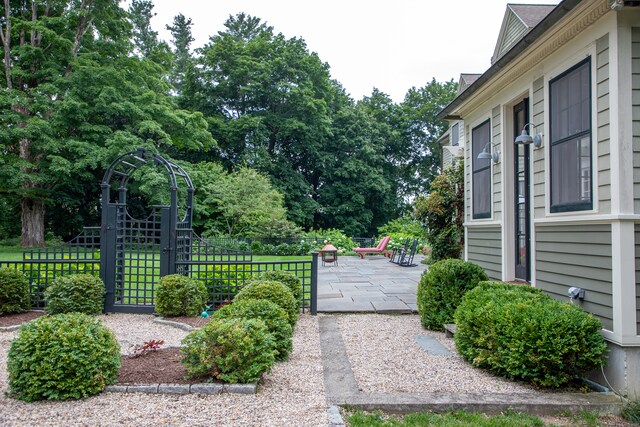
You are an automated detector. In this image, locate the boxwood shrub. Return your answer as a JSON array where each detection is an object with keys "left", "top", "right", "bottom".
[
  {"left": 156, "top": 274, "right": 207, "bottom": 317},
  {"left": 45, "top": 274, "right": 105, "bottom": 315},
  {"left": 7, "top": 313, "right": 121, "bottom": 401},
  {"left": 248, "top": 270, "right": 303, "bottom": 307},
  {"left": 454, "top": 281, "right": 608, "bottom": 387},
  {"left": 417, "top": 259, "right": 487, "bottom": 330},
  {"left": 213, "top": 299, "right": 293, "bottom": 360},
  {"left": 181, "top": 317, "right": 276, "bottom": 383},
  {"left": 0, "top": 267, "right": 31, "bottom": 315},
  {"left": 234, "top": 280, "right": 298, "bottom": 326}
]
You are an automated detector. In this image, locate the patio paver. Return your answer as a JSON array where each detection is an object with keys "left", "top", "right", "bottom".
[{"left": 317, "top": 255, "right": 427, "bottom": 313}]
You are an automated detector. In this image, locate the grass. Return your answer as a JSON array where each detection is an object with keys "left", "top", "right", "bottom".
[
  {"left": 344, "top": 409, "right": 625, "bottom": 427},
  {"left": 345, "top": 410, "right": 547, "bottom": 427},
  {"left": 0, "top": 246, "right": 310, "bottom": 263},
  {"left": 0, "top": 246, "right": 23, "bottom": 261}
]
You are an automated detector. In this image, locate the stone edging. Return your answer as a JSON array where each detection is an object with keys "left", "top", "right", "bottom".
[
  {"left": 152, "top": 317, "right": 199, "bottom": 331},
  {"left": 0, "top": 324, "right": 22, "bottom": 332},
  {"left": 105, "top": 382, "right": 257, "bottom": 395}
]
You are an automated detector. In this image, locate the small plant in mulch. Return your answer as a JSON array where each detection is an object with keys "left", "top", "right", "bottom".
[{"left": 131, "top": 339, "right": 165, "bottom": 358}]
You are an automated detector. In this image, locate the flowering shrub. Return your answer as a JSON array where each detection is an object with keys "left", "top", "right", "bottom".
[{"left": 306, "top": 229, "right": 357, "bottom": 255}]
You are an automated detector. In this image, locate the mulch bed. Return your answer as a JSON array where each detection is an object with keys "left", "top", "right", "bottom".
[
  {"left": 0, "top": 311, "right": 45, "bottom": 327},
  {"left": 118, "top": 347, "right": 212, "bottom": 385}
]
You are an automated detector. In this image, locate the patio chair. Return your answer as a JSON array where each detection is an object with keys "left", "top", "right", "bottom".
[
  {"left": 390, "top": 238, "right": 410, "bottom": 263},
  {"left": 353, "top": 236, "right": 391, "bottom": 259},
  {"left": 391, "top": 238, "right": 419, "bottom": 267}
]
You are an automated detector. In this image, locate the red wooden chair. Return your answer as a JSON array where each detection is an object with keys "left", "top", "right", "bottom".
[{"left": 353, "top": 236, "right": 391, "bottom": 259}]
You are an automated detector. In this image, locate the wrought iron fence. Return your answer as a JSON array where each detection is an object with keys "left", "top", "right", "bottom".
[
  {"left": 0, "top": 259, "right": 101, "bottom": 309},
  {"left": 0, "top": 252, "right": 317, "bottom": 315},
  {"left": 176, "top": 255, "right": 317, "bottom": 314}
]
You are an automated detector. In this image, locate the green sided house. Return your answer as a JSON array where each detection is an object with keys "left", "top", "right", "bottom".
[{"left": 438, "top": 0, "right": 640, "bottom": 395}]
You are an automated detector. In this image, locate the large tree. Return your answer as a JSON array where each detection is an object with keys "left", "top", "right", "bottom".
[
  {"left": 400, "top": 78, "right": 458, "bottom": 195},
  {"left": 0, "top": 0, "right": 213, "bottom": 245},
  {"left": 186, "top": 13, "right": 334, "bottom": 228}
]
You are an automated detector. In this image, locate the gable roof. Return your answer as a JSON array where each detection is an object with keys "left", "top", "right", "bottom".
[
  {"left": 458, "top": 74, "right": 482, "bottom": 95},
  {"left": 438, "top": 0, "right": 581, "bottom": 120},
  {"left": 491, "top": 3, "right": 556, "bottom": 64}
]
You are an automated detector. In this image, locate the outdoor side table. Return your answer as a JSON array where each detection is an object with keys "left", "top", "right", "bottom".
[{"left": 320, "top": 242, "right": 338, "bottom": 266}]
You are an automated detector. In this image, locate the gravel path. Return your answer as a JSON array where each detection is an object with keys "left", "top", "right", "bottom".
[
  {"left": 337, "top": 313, "right": 536, "bottom": 394},
  {"left": 0, "top": 314, "right": 328, "bottom": 427}
]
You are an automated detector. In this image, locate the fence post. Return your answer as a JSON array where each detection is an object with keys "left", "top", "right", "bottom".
[{"left": 310, "top": 252, "right": 318, "bottom": 315}]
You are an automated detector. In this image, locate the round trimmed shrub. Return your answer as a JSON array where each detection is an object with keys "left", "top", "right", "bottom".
[
  {"left": 7, "top": 313, "right": 121, "bottom": 401},
  {"left": 249, "top": 270, "right": 303, "bottom": 307},
  {"left": 213, "top": 299, "right": 293, "bottom": 360},
  {"left": 45, "top": 274, "right": 105, "bottom": 315},
  {"left": 454, "top": 281, "right": 608, "bottom": 388},
  {"left": 156, "top": 274, "right": 207, "bottom": 317},
  {"left": 234, "top": 280, "right": 298, "bottom": 326},
  {"left": 181, "top": 317, "right": 276, "bottom": 383},
  {"left": 417, "top": 259, "right": 487, "bottom": 331},
  {"left": 0, "top": 267, "right": 31, "bottom": 315}
]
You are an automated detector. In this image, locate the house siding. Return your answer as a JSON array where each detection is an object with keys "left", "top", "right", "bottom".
[
  {"left": 496, "top": 12, "right": 527, "bottom": 61},
  {"left": 535, "top": 224, "right": 613, "bottom": 330},
  {"left": 492, "top": 106, "right": 502, "bottom": 221},
  {"left": 596, "top": 34, "right": 611, "bottom": 214},
  {"left": 636, "top": 224, "right": 640, "bottom": 335},
  {"left": 442, "top": 147, "right": 453, "bottom": 170},
  {"left": 633, "top": 28, "right": 640, "bottom": 214},
  {"left": 532, "top": 77, "right": 545, "bottom": 218},
  {"left": 467, "top": 226, "right": 502, "bottom": 280}
]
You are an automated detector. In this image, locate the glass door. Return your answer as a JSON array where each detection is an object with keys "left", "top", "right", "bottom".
[{"left": 514, "top": 100, "right": 531, "bottom": 282}]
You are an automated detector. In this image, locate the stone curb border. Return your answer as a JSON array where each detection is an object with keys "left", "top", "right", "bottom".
[
  {"left": 152, "top": 317, "right": 196, "bottom": 331},
  {"left": 105, "top": 382, "right": 257, "bottom": 395}
]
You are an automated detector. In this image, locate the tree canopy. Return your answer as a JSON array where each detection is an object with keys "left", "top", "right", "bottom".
[{"left": 0, "top": 5, "right": 457, "bottom": 245}]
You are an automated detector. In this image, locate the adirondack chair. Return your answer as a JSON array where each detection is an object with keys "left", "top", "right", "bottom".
[
  {"left": 390, "top": 238, "right": 410, "bottom": 263},
  {"left": 353, "top": 236, "right": 391, "bottom": 259},
  {"left": 390, "top": 238, "right": 419, "bottom": 267}
]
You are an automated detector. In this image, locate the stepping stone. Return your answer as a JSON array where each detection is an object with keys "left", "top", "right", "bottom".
[
  {"left": 318, "top": 293, "right": 344, "bottom": 299},
  {"left": 414, "top": 335, "right": 452, "bottom": 356},
  {"left": 371, "top": 300, "right": 412, "bottom": 313},
  {"left": 318, "top": 300, "right": 375, "bottom": 312}
]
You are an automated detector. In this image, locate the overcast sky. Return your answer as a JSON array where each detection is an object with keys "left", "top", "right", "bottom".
[{"left": 147, "top": 0, "right": 559, "bottom": 103}]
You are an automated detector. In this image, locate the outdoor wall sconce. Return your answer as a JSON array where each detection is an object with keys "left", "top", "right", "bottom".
[
  {"left": 514, "top": 123, "right": 543, "bottom": 148},
  {"left": 477, "top": 143, "right": 500, "bottom": 163}
]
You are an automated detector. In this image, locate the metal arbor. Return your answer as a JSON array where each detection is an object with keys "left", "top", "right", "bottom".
[{"left": 100, "top": 148, "right": 194, "bottom": 313}]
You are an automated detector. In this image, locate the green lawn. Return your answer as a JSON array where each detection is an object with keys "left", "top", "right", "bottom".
[
  {"left": 0, "top": 246, "right": 311, "bottom": 263},
  {"left": 0, "top": 246, "right": 23, "bottom": 261},
  {"left": 345, "top": 409, "right": 606, "bottom": 427}
]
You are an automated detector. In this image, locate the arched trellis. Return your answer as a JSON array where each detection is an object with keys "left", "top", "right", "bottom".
[{"left": 100, "top": 148, "right": 195, "bottom": 312}]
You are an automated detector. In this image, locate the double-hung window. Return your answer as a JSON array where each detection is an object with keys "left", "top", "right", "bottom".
[
  {"left": 472, "top": 120, "right": 491, "bottom": 219},
  {"left": 549, "top": 58, "right": 592, "bottom": 212},
  {"left": 451, "top": 123, "right": 459, "bottom": 146}
]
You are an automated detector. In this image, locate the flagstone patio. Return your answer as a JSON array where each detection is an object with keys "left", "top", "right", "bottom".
[{"left": 317, "top": 254, "right": 427, "bottom": 313}]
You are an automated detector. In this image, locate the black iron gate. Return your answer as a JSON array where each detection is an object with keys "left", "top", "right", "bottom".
[{"left": 100, "top": 148, "right": 196, "bottom": 313}]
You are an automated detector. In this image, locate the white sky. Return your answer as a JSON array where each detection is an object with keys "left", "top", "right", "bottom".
[{"left": 147, "top": 0, "right": 559, "bottom": 103}]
